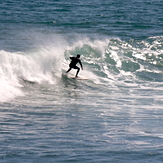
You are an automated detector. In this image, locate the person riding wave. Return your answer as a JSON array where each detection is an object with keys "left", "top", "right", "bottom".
[{"left": 66, "top": 54, "right": 83, "bottom": 77}]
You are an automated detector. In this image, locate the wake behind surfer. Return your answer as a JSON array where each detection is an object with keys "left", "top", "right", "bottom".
[{"left": 66, "top": 54, "right": 83, "bottom": 77}]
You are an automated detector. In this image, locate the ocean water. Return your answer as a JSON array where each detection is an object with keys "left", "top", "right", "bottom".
[{"left": 0, "top": 0, "right": 163, "bottom": 162}]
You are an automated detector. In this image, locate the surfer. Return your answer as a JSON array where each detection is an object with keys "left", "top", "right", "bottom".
[{"left": 66, "top": 54, "right": 83, "bottom": 77}]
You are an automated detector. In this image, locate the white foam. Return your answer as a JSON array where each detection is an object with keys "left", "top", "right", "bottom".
[
  {"left": 0, "top": 50, "right": 24, "bottom": 102},
  {"left": 0, "top": 40, "right": 65, "bottom": 102}
]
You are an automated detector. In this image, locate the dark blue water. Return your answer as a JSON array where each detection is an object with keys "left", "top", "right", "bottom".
[{"left": 0, "top": 0, "right": 163, "bottom": 162}]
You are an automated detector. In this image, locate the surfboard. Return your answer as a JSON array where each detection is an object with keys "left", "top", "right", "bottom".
[
  {"left": 67, "top": 74, "right": 88, "bottom": 80},
  {"left": 62, "top": 72, "right": 88, "bottom": 80},
  {"left": 70, "top": 76, "right": 88, "bottom": 80}
]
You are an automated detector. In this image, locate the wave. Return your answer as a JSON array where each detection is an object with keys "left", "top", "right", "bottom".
[
  {"left": 0, "top": 35, "right": 163, "bottom": 102},
  {"left": 0, "top": 46, "right": 64, "bottom": 102},
  {"left": 64, "top": 36, "right": 163, "bottom": 83}
]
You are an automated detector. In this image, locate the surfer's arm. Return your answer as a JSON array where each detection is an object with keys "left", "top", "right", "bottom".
[
  {"left": 70, "top": 57, "right": 76, "bottom": 60},
  {"left": 79, "top": 60, "right": 83, "bottom": 70}
]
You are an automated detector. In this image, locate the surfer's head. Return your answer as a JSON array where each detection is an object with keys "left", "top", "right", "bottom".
[{"left": 77, "top": 54, "right": 80, "bottom": 58}]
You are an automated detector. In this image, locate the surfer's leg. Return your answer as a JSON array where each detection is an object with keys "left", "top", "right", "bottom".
[
  {"left": 66, "top": 67, "right": 71, "bottom": 73},
  {"left": 75, "top": 67, "right": 80, "bottom": 77}
]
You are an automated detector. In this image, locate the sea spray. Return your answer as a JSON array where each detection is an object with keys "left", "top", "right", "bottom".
[{"left": 0, "top": 45, "right": 65, "bottom": 102}]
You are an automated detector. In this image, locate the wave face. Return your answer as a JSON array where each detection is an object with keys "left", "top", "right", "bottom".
[{"left": 0, "top": 35, "right": 163, "bottom": 102}]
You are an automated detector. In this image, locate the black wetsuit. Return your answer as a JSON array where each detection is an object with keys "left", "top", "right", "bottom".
[
  {"left": 66, "top": 57, "right": 83, "bottom": 77},
  {"left": 69, "top": 57, "right": 82, "bottom": 69}
]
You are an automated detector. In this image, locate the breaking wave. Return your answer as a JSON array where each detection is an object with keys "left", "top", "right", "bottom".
[{"left": 0, "top": 34, "right": 163, "bottom": 102}]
